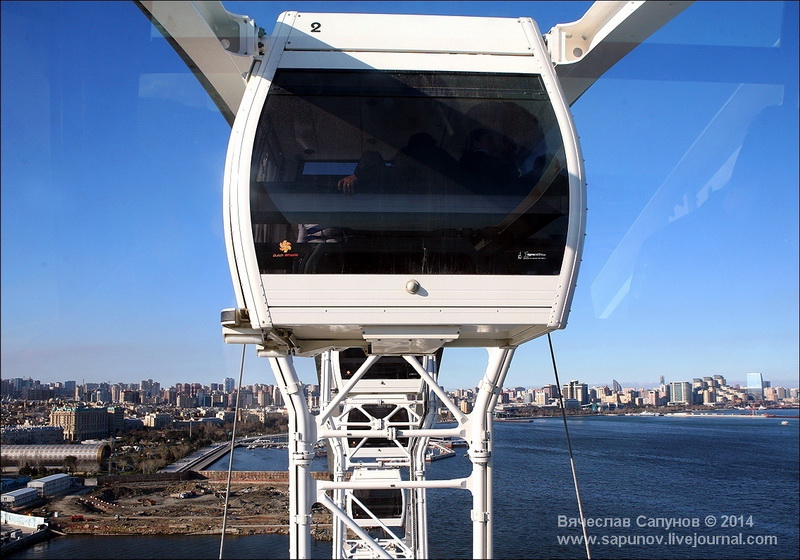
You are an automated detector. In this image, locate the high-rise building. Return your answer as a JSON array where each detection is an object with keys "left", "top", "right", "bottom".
[
  {"left": 645, "top": 389, "right": 662, "bottom": 406},
  {"left": 562, "top": 380, "right": 589, "bottom": 405},
  {"left": 272, "top": 386, "right": 285, "bottom": 407},
  {"left": 669, "top": 382, "right": 692, "bottom": 405},
  {"left": 541, "top": 384, "right": 559, "bottom": 399},
  {"left": 224, "top": 377, "right": 236, "bottom": 392},
  {"left": 746, "top": 372, "right": 765, "bottom": 400},
  {"left": 257, "top": 389, "right": 273, "bottom": 407},
  {"left": 163, "top": 388, "right": 177, "bottom": 406}
]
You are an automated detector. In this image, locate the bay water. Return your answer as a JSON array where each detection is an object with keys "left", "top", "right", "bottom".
[{"left": 10, "top": 411, "right": 799, "bottom": 559}]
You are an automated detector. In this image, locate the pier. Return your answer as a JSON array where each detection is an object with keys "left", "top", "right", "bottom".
[{"left": 1, "top": 511, "right": 53, "bottom": 556}]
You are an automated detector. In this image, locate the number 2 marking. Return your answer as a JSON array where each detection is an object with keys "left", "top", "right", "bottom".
[{"left": 311, "top": 22, "right": 321, "bottom": 33}]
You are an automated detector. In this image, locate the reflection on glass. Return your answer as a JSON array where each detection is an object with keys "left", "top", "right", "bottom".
[
  {"left": 251, "top": 70, "right": 570, "bottom": 275},
  {"left": 352, "top": 488, "right": 404, "bottom": 520}
]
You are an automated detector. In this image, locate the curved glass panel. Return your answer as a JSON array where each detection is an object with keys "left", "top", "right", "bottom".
[
  {"left": 338, "top": 348, "right": 422, "bottom": 380},
  {"left": 352, "top": 488, "right": 404, "bottom": 520},
  {"left": 251, "top": 70, "right": 569, "bottom": 275}
]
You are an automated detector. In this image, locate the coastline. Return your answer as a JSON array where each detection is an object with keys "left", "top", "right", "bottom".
[{"left": 0, "top": 527, "right": 54, "bottom": 556}]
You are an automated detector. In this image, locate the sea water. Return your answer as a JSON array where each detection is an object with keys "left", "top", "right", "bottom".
[{"left": 10, "top": 412, "right": 799, "bottom": 559}]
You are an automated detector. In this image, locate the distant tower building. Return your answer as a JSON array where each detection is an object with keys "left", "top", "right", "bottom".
[
  {"left": 237, "top": 388, "right": 255, "bottom": 408},
  {"left": 746, "top": 372, "right": 765, "bottom": 400},
  {"left": 669, "top": 382, "right": 692, "bottom": 405},
  {"left": 541, "top": 384, "right": 559, "bottom": 400},
  {"left": 164, "top": 388, "right": 177, "bottom": 406},
  {"left": 612, "top": 379, "right": 622, "bottom": 393},
  {"left": 272, "top": 385, "right": 285, "bottom": 407},
  {"left": 224, "top": 377, "right": 236, "bottom": 392},
  {"left": 257, "top": 389, "right": 273, "bottom": 407},
  {"left": 562, "top": 380, "right": 589, "bottom": 405},
  {"left": 691, "top": 378, "right": 705, "bottom": 404}
]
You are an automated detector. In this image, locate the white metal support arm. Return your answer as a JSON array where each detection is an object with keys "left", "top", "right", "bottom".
[
  {"left": 136, "top": 1, "right": 691, "bottom": 120},
  {"left": 135, "top": 0, "right": 261, "bottom": 124},
  {"left": 134, "top": 0, "right": 692, "bottom": 124},
  {"left": 546, "top": 0, "right": 693, "bottom": 104}
]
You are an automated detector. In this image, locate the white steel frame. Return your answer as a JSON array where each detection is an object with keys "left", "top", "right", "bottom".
[{"left": 270, "top": 346, "right": 514, "bottom": 559}]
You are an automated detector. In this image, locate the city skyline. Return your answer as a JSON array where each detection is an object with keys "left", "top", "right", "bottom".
[
  {"left": 3, "top": 370, "right": 795, "bottom": 396},
  {"left": 0, "top": 343, "right": 795, "bottom": 392},
  {"left": 2, "top": 2, "right": 798, "bottom": 391}
]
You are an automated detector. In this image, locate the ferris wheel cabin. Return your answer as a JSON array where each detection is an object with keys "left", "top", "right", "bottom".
[{"left": 222, "top": 12, "right": 586, "bottom": 356}]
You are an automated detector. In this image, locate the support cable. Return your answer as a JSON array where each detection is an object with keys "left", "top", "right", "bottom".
[
  {"left": 219, "top": 344, "right": 247, "bottom": 560},
  {"left": 547, "top": 333, "right": 591, "bottom": 560}
]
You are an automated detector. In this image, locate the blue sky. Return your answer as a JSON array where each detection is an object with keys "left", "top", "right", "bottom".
[{"left": 1, "top": 1, "right": 798, "bottom": 391}]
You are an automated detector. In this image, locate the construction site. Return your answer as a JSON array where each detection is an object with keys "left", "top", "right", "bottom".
[{"left": 44, "top": 473, "right": 333, "bottom": 539}]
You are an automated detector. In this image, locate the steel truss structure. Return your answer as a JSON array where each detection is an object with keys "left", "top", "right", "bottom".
[{"left": 271, "top": 347, "right": 514, "bottom": 559}]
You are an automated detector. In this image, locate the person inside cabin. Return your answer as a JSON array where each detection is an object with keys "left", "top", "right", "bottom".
[
  {"left": 336, "top": 150, "right": 386, "bottom": 195},
  {"left": 336, "top": 133, "right": 458, "bottom": 195},
  {"left": 458, "top": 128, "right": 520, "bottom": 193}
]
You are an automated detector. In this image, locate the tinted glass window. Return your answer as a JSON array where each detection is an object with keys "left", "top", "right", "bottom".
[
  {"left": 251, "top": 70, "right": 569, "bottom": 275},
  {"left": 338, "top": 348, "right": 422, "bottom": 380},
  {"left": 352, "top": 488, "right": 403, "bottom": 519}
]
